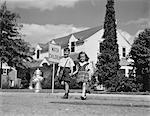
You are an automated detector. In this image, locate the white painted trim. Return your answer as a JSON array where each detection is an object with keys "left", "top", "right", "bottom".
[{"left": 40, "top": 58, "right": 50, "bottom": 67}]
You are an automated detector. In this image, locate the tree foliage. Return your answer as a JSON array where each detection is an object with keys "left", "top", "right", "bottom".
[
  {"left": 129, "top": 28, "right": 150, "bottom": 91},
  {"left": 0, "top": 2, "right": 32, "bottom": 69},
  {"left": 96, "top": 0, "right": 120, "bottom": 91}
]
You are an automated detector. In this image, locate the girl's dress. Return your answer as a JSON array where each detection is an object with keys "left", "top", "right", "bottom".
[{"left": 76, "top": 62, "right": 90, "bottom": 83}]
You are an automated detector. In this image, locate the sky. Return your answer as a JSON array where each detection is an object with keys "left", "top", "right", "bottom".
[{"left": 1, "top": 0, "right": 149, "bottom": 46}]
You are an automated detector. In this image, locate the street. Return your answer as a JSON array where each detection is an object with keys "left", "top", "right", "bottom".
[{"left": 0, "top": 92, "right": 150, "bottom": 116}]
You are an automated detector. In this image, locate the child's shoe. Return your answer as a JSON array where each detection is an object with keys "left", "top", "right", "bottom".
[
  {"left": 62, "top": 93, "right": 69, "bottom": 99},
  {"left": 86, "top": 90, "right": 91, "bottom": 94},
  {"left": 80, "top": 96, "right": 87, "bottom": 100}
]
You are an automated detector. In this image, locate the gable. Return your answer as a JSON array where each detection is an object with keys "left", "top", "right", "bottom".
[{"left": 69, "top": 35, "right": 78, "bottom": 42}]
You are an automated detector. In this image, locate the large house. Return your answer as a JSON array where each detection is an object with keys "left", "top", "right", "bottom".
[{"left": 32, "top": 26, "right": 133, "bottom": 77}]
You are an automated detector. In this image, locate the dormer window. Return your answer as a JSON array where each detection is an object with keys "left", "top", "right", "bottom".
[
  {"left": 122, "top": 47, "right": 126, "bottom": 57},
  {"left": 37, "top": 50, "right": 40, "bottom": 59},
  {"left": 71, "top": 42, "right": 75, "bottom": 52},
  {"left": 2, "top": 69, "right": 7, "bottom": 75},
  {"left": 99, "top": 42, "right": 103, "bottom": 53}
]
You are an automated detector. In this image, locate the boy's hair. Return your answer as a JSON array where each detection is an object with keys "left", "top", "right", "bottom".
[
  {"left": 77, "top": 51, "right": 89, "bottom": 61},
  {"left": 64, "top": 47, "right": 70, "bottom": 52}
]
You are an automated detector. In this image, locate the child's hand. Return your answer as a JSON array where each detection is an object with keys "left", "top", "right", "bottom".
[
  {"left": 69, "top": 73, "right": 73, "bottom": 76},
  {"left": 56, "top": 73, "right": 59, "bottom": 77},
  {"left": 61, "top": 81, "right": 65, "bottom": 85}
]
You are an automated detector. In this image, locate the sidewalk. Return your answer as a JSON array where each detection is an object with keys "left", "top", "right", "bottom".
[
  {"left": 52, "top": 92, "right": 150, "bottom": 102},
  {"left": 1, "top": 89, "right": 150, "bottom": 102}
]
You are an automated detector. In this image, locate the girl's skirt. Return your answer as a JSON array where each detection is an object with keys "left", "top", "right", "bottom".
[{"left": 76, "top": 71, "right": 89, "bottom": 83}]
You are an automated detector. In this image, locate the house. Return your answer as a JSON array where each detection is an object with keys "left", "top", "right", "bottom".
[
  {"left": 32, "top": 26, "right": 133, "bottom": 77},
  {"left": 0, "top": 62, "right": 20, "bottom": 88}
]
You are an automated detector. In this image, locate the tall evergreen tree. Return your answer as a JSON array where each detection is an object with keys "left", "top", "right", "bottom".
[
  {"left": 96, "top": 0, "right": 120, "bottom": 91},
  {"left": 0, "top": 2, "right": 32, "bottom": 69},
  {"left": 129, "top": 28, "right": 150, "bottom": 91}
]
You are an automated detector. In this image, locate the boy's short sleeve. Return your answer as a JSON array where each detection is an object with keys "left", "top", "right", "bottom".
[
  {"left": 58, "top": 58, "right": 63, "bottom": 67},
  {"left": 69, "top": 58, "right": 75, "bottom": 67}
]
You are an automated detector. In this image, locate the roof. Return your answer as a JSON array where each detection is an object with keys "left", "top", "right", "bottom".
[
  {"left": 26, "top": 53, "right": 79, "bottom": 68},
  {"left": 53, "top": 35, "right": 71, "bottom": 48},
  {"left": 117, "top": 30, "right": 132, "bottom": 46},
  {"left": 25, "top": 60, "right": 42, "bottom": 68},
  {"left": 2, "top": 63, "right": 11, "bottom": 69},
  {"left": 73, "top": 26, "right": 103, "bottom": 41},
  {"left": 25, "top": 57, "right": 60, "bottom": 68},
  {"left": 38, "top": 42, "right": 49, "bottom": 53},
  {"left": 38, "top": 26, "right": 103, "bottom": 52}
]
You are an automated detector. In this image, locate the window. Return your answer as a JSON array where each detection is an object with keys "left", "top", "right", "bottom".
[
  {"left": 128, "top": 69, "right": 133, "bottom": 76},
  {"left": 71, "top": 42, "right": 75, "bottom": 52},
  {"left": 2, "top": 69, "right": 7, "bottom": 75},
  {"left": 99, "top": 42, "right": 103, "bottom": 53},
  {"left": 37, "top": 50, "right": 40, "bottom": 59},
  {"left": 120, "top": 69, "right": 125, "bottom": 76},
  {"left": 122, "top": 47, "right": 126, "bottom": 57}
]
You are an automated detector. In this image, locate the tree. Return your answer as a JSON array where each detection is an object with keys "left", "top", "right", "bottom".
[
  {"left": 96, "top": 0, "right": 120, "bottom": 91},
  {"left": 129, "top": 28, "right": 150, "bottom": 91},
  {"left": 0, "top": 2, "right": 32, "bottom": 68}
]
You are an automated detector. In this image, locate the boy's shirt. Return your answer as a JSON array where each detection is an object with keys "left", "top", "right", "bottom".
[{"left": 59, "top": 57, "right": 75, "bottom": 68}]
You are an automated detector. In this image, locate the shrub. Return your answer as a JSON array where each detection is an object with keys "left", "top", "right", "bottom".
[
  {"left": 116, "top": 71, "right": 140, "bottom": 92},
  {"left": 41, "top": 77, "right": 52, "bottom": 89}
]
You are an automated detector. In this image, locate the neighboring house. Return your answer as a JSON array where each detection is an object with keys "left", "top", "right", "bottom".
[
  {"left": 1, "top": 62, "right": 20, "bottom": 88},
  {"left": 32, "top": 26, "right": 133, "bottom": 77}
]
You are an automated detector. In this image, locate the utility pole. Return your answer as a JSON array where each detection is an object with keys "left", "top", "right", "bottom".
[
  {"left": 0, "top": 5, "right": 3, "bottom": 88},
  {"left": 0, "top": 21, "right": 2, "bottom": 88}
]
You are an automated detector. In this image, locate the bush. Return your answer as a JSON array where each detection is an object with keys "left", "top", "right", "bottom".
[
  {"left": 116, "top": 72, "right": 140, "bottom": 92},
  {"left": 70, "top": 75, "right": 81, "bottom": 89},
  {"left": 2, "top": 82, "right": 9, "bottom": 89},
  {"left": 20, "top": 79, "right": 29, "bottom": 89},
  {"left": 41, "top": 78, "right": 52, "bottom": 89}
]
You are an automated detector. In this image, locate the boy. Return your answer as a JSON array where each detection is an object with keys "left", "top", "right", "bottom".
[{"left": 56, "top": 48, "right": 75, "bottom": 99}]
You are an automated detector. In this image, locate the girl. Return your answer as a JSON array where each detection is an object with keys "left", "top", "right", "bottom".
[
  {"left": 73, "top": 51, "right": 93, "bottom": 100},
  {"left": 56, "top": 48, "right": 75, "bottom": 99}
]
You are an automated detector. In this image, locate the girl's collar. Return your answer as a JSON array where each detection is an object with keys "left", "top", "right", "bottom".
[
  {"left": 64, "top": 56, "right": 69, "bottom": 58},
  {"left": 79, "top": 61, "right": 88, "bottom": 65}
]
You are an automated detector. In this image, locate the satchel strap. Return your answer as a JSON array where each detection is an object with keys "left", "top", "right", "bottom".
[
  {"left": 63, "top": 58, "right": 69, "bottom": 68},
  {"left": 61, "top": 58, "right": 69, "bottom": 73}
]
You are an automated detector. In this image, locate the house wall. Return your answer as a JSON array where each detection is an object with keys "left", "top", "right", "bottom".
[
  {"left": 34, "top": 29, "right": 131, "bottom": 63},
  {"left": 117, "top": 30, "right": 131, "bottom": 59},
  {"left": 80, "top": 29, "right": 104, "bottom": 64},
  {"left": 33, "top": 51, "right": 49, "bottom": 60},
  {"left": 68, "top": 29, "right": 131, "bottom": 64},
  {"left": 120, "top": 66, "right": 133, "bottom": 77}
]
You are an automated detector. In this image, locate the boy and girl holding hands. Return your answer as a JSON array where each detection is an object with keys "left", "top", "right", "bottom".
[{"left": 56, "top": 48, "right": 93, "bottom": 100}]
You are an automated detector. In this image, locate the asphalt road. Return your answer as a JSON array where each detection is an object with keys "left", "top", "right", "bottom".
[{"left": 0, "top": 92, "right": 150, "bottom": 116}]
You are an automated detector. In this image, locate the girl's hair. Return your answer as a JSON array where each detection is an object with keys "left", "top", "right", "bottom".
[
  {"left": 64, "top": 47, "right": 70, "bottom": 52},
  {"left": 77, "top": 51, "right": 89, "bottom": 61}
]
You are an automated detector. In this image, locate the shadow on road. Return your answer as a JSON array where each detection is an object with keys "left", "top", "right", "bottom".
[{"left": 50, "top": 101, "right": 150, "bottom": 108}]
